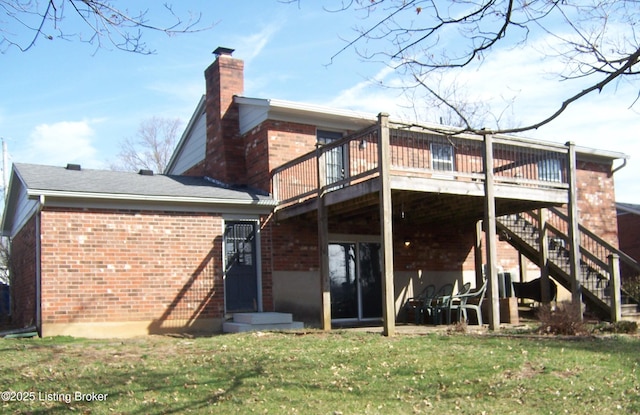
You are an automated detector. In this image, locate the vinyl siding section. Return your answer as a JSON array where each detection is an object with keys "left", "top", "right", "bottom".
[{"left": 168, "top": 112, "right": 207, "bottom": 175}]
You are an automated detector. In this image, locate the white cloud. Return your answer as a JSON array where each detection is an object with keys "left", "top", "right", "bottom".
[
  {"left": 326, "top": 66, "right": 409, "bottom": 115},
  {"left": 236, "top": 22, "right": 282, "bottom": 63},
  {"left": 16, "top": 121, "right": 101, "bottom": 168}
]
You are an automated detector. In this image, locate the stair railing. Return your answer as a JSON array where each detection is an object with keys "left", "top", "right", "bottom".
[
  {"left": 499, "top": 208, "right": 640, "bottom": 320},
  {"left": 547, "top": 207, "right": 640, "bottom": 289}
]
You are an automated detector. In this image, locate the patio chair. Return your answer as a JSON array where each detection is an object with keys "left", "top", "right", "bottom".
[
  {"left": 437, "top": 282, "right": 472, "bottom": 325},
  {"left": 449, "top": 279, "right": 488, "bottom": 325},
  {"left": 423, "top": 283, "right": 454, "bottom": 325},
  {"left": 402, "top": 284, "right": 436, "bottom": 324}
]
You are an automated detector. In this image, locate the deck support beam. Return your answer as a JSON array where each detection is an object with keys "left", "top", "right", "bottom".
[
  {"left": 317, "top": 145, "right": 332, "bottom": 331},
  {"left": 378, "top": 113, "right": 396, "bottom": 337},
  {"left": 474, "top": 220, "right": 484, "bottom": 289},
  {"left": 483, "top": 134, "right": 500, "bottom": 330},
  {"left": 538, "top": 208, "right": 551, "bottom": 304},
  {"left": 609, "top": 254, "right": 622, "bottom": 322},
  {"left": 566, "top": 141, "right": 583, "bottom": 320}
]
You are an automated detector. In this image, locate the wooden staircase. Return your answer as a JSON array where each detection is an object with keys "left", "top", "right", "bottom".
[{"left": 496, "top": 208, "right": 640, "bottom": 321}]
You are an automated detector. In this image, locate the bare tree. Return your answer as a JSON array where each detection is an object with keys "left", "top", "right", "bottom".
[
  {"left": 1, "top": 1, "right": 208, "bottom": 54},
  {"left": 285, "top": 0, "right": 640, "bottom": 135},
  {"left": 111, "top": 117, "right": 182, "bottom": 174}
]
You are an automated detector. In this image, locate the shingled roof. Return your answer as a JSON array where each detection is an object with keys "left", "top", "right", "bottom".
[
  {"left": 12, "top": 163, "right": 274, "bottom": 204},
  {"left": 2, "top": 163, "right": 276, "bottom": 237}
]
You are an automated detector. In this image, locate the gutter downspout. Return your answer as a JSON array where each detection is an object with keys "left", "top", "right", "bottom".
[
  {"left": 612, "top": 158, "right": 627, "bottom": 175},
  {"left": 35, "top": 195, "right": 44, "bottom": 337}
]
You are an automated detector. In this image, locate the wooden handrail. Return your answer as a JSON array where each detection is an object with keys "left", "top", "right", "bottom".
[{"left": 548, "top": 206, "right": 640, "bottom": 274}]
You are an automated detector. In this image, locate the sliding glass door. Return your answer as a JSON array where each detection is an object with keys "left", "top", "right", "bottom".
[{"left": 329, "top": 242, "right": 382, "bottom": 321}]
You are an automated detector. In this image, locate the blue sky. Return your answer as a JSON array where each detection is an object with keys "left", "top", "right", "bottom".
[{"left": 1, "top": 1, "right": 638, "bottom": 203}]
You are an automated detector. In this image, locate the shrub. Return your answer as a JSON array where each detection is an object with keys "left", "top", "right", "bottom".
[
  {"left": 536, "top": 302, "right": 587, "bottom": 335},
  {"left": 447, "top": 320, "right": 467, "bottom": 334}
]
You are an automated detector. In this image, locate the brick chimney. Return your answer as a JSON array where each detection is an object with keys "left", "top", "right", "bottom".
[{"left": 203, "top": 47, "right": 246, "bottom": 185}]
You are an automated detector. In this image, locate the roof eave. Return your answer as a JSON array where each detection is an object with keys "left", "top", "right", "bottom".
[
  {"left": 235, "top": 96, "right": 377, "bottom": 134},
  {"left": 26, "top": 189, "right": 278, "bottom": 208}
]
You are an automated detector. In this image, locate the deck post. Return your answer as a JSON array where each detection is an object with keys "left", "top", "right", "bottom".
[
  {"left": 482, "top": 133, "right": 500, "bottom": 330},
  {"left": 518, "top": 252, "right": 527, "bottom": 306},
  {"left": 474, "top": 220, "right": 484, "bottom": 288},
  {"left": 608, "top": 254, "right": 622, "bottom": 322},
  {"left": 566, "top": 141, "right": 583, "bottom": 320},
  {"left": 378, "top": 113, "right": 396, "bottom": 337},
  {"left": 317, "top": 144, "right": 332, "bottom": 331},
  {"left": 538, "top": 208, "right": 551, "bottom": 304}
]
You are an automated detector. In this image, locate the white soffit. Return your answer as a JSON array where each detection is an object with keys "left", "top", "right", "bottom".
[{"left": 236, "top": 96, "right": 377, "bottom": 135}]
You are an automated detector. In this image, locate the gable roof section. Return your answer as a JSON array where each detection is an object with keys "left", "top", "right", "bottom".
[{"left": 2, "top": 163, "right": 275, "bottom": 237}]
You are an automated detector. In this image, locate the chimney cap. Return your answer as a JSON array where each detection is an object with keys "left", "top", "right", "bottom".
[{"left": 213, "top": 46, "right": 235, "bottom": 57}]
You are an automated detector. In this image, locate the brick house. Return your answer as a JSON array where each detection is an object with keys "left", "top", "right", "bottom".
[
  {"left": 617, "top": 203, "right": 640, "bottom": 283},
  {"left": 3, "top": 47, "right": 638, "bottom": 337}
]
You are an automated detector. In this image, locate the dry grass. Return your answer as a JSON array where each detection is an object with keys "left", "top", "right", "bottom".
[{"left": 1, "top": 330, "right": 639, "bottom": 414}]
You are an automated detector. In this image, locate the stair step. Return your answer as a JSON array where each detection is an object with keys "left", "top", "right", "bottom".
[
  {"left": 223, "top": 321, "right": 304, "bottom": 333},
  {"left": 222, "top": 312, "right": 304, "bottom": 333},
  {"left": 233, "top": 312, "right": 294, "bottom": 325}
]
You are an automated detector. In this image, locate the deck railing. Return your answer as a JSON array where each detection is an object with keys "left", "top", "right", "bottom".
[{"left": 272, "top": 120, "right": 571, "bottom": 207}]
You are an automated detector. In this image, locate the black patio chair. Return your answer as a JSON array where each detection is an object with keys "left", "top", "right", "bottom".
[
  {"left": 402, "top": 284, "right": 436, "bottom": 324},
  {"left": 423, "top": 283, "right": 454, "bottom": 325}
]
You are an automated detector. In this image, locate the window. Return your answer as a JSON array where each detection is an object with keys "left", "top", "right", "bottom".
[
  {"left": 538, "top": 158, "right": 562, "bottom": 182},
  {"left": 317, "top": 130, "right": 347, "bottom": 187},
  {"left": 430, "top": 143, "right": 454, "bottom": 171}
]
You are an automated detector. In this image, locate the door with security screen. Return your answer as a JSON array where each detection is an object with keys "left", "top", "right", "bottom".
[{"left": 224, "top": 221, "right": 258, "bottom": 312}]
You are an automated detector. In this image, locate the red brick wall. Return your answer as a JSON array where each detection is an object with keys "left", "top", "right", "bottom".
[
  {"left": 182, "top": 160, "right": 205, "bottom": 177},
  {"left": 243, "top": 123, "right": 271, "bottom": 193},
  {"left": 576, "top": 160, "right": 618, "bottom": 247},
  {"left": 244, "top": 120, "right": 318, "bottom": 194},
  {"left": 271, "top": 217, "right": 319, "bottom": 271},
  {"left": 9, "top": 215, "right": 38, "bottom": 328},
  {"left": 39, "top": 208, "right": 225, "bottom": 327},
  {"left": 618, "top": 211, "right": 640, "bottom": 262},
  {"left": 394, "top": 221, "right": 475, "bottom": 271},
  {"left": 259, "top": 214, "right": 275, "bottom": 311}
]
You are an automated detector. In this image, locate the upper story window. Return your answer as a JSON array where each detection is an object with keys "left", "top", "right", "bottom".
[
  {"left": 538, "top": 158, "right": 562, "bottom": 182},
  {"left": 431, "top": 143, "right": 455, "bottom": 171},
  {"left": 317, "top": 130, "right": 346, "bottom": 187}
]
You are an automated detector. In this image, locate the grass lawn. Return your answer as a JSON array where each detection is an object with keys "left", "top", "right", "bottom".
[{"left": 0, "top": 330, "right": 639, "bottom": 414}]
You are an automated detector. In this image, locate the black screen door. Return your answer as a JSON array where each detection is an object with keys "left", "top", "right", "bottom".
[{"left": 224, "top": 221, "right": 258, "bottom": 312}]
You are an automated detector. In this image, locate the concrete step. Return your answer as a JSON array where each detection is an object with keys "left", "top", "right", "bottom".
[
  {"left": 223, "top": 321, "right": 304, "bottom": 333},
  {"left": 233, "top": 312, "right": 293, "bottom": 325},
  {"left": 223, "top": 312, "right": 304, "bottom": 333}
]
